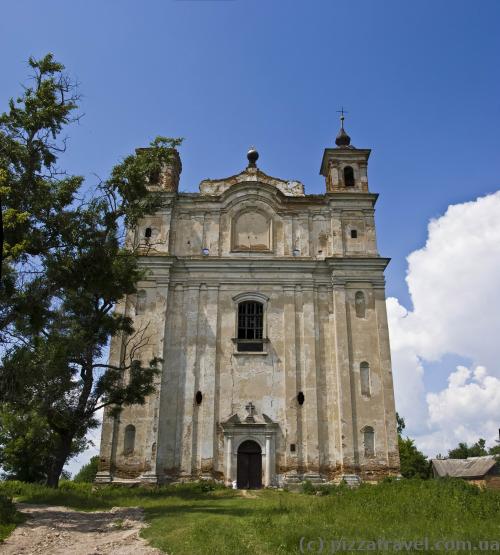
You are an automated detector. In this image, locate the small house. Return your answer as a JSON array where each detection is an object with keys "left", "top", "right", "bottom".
[{"left": 431, "top": 456, "right": 500, "bottom": 489}]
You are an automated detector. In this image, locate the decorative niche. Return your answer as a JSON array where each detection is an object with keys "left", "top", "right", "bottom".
[{"left": 231, "top": 210, "right": 272, "bottom": 252}]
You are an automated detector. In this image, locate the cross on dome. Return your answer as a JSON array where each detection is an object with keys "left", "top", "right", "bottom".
[{"left": 335, "top": 106, "right": 352, "bottom": 147}]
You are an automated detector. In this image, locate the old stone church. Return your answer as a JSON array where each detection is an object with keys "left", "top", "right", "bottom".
[{"left": 97, "top": 120, "right": 400, "bottom": 487}]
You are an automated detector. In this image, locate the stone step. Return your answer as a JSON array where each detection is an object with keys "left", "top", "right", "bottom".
[{"left": 341, "top": 474, "right": 361, "bottom": 487}]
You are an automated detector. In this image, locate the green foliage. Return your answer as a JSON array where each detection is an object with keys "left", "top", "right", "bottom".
[
  {"left": 395, "top": 412, "right": 430, "bottom": 479},
  {"left": 448, "top": 438, "right": 489, "bottom": 459},
  {"left": 73, "top": 456, "right": 99, "bottom": 483},
  {"left": 398, "top": 436, "right": 431, "bottom": 478},
  {"left": 0, "top": 54, "right": 82, "bottom": 272},
  {"left": 1, "top": 479, "right": 499, "bottom": 554},
  {"left": 396, "top": 412, "right": 406, "bottom": 435},
  {"left": 0, "top": 493, "right": 23, "bottom": 542},
  {"left": 0, "top": 406, "right": 52, "bottom": 482},
  {"left": 0, "top": 494, "right": 16, "bottom": 523},
  {"left": 489, "top": 444, "right": 500, "bottom": 457},
  {"left": 301, "top": 480, "right": 315, "bottom": 494},
  {"left": 0, "top": 55, "right": 182, "bottom": 487},
  {"left": 176, "top": 480, "right": 224, "bottom": 494},
  {"left": 0, "top": 404, "right": 83, "bottom": 482}
]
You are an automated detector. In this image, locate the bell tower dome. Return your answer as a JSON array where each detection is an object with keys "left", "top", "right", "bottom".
[{"left": 320, "top": 112, "right": 371, "bottom": 193}]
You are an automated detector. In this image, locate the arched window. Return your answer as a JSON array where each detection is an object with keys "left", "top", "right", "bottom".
[
  {"left": 360, "top": 362, "right": 371, "bottom": 396},
  {"left": 149, "top": 167, "right": 161, "bottom": 184},
  {"left": 344, "top": 166, "right": 355, "bottom": 187},
  {"left": 195, "top": 391, "right": 203, "bottom": 405},
  {"left": 145, "top": 227, "right": 152, "bottom": 239},
  {"left": 355, "top": 291, "right": 366, "bottom": 319},
  {"left": 124, "top": 424, "right": 136, "bottom": 455},
  {"left": 297, "top": 391, "right": 305, "bottom": 406},
  {"left": 363, "top": 426, "right": 375, "bottom": 457},
  {"left": 135, "top": 290, "right": 147, "bottom": 316},
  {"left": 237, "top": 301, "right": 264, "bottom": 352}
]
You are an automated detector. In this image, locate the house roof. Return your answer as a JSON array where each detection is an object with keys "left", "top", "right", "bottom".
[{"left": 431, "top": 456, "right": 497, "bottom": 478}]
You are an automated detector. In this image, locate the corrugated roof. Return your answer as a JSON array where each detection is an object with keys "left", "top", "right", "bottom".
[{"left": 431, "top": 456, "right": 497, "bottom": 478}]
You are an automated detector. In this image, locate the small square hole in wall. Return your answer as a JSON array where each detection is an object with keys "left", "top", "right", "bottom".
[
  {"left": 290, "top": 444, "right": 296, "bottom": 453},
  {"left": 351, "top": 229, "right": 358, "bottom": 239}
]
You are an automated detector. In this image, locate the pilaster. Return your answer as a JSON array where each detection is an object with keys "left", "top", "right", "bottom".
[
  {"left": 332, "top": 284, "right": 357, "bottom": 473},
  {"left": 180, "top": 284, "right": 201, "bottom": 476},
  {"left": 374, "top": 285, "right": 400, "bottom": 470},
  {"left": 283, "top": 285, "right": 298, "bottom": 471},
  {"left": 139, "top": 279, "right": 170, "bottom": 483},
  {"left": 301, "top": 285, "right": 320, "bottom": 472},
  {"left": 198, "top": 284, "right": 220, "bottom": 476}
]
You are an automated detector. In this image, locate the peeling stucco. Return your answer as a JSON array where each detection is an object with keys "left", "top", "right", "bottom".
[{"left": 96, "top": 145, "right": 400, "bottom": 487}]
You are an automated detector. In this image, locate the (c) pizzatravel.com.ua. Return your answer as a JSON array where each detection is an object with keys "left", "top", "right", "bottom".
[{"left": 299, "top": 537, "right": 500, "bottom": 552}]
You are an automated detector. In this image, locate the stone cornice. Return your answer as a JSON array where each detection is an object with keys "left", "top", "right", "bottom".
[
  {"left": 137, "top": 255, "right": 390, "bottom": 288},
  {"left": 139, "top": 255, "right": 389, "bottom": 271},
  {"left": 326, "top": 256, "right": 389, "bottom": 287},
  {"left": 155, "top": 187, "right": 380, "bottom": 213},
  {"left": 170, "top": 257, "right": 330, "bottom": 274},
  {"left": 325, "top": 192, "right": 379, "bottom": 208},
  {"left": 137, "top": 256, "right": 176, "bottom": 284}
]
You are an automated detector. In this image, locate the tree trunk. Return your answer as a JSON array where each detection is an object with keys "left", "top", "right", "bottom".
[{"left": 45, "top": 433, "right": 73, "bottom": 488}]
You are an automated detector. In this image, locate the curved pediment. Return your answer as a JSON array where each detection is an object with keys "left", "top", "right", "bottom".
[{"left": 199, "top": 166, "right": 304, "bottom": 197}]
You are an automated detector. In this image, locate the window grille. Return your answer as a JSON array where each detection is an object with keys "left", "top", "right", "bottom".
[{"left": 237, "top": 301, "right": 264, "bottom": 352}]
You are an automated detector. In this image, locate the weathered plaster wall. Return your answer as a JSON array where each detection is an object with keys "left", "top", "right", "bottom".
[{"left": 97, "top": 163, "right": 400, "bottom": 485}]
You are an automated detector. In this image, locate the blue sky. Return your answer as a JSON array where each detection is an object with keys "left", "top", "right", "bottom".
[{"left": 2, "top": 0, "right": 500, "bottom": 467}]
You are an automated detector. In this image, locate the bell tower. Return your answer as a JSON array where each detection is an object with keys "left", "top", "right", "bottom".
[{"left": 320, "top": 112, "right": 371, "bottom": 193}]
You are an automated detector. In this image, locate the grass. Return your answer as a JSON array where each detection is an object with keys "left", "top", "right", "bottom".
[
  {"left": 0, "top": 479, "right": 499, "bottom": 553},
  {"left": 0, "top": 493, "right": 24, "bottom": 542}
]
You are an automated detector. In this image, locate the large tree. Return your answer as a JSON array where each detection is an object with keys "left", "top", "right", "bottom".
[
  {"left": 0, "top": 54, "right": 81, "bottom": 282},
  {"left": 0, "top": 54, "right": 181, "bottom": 487}
]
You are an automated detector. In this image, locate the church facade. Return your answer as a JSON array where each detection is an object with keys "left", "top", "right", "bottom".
[{"left": 96, "top": 122, "right": 400, "bottom": 487}]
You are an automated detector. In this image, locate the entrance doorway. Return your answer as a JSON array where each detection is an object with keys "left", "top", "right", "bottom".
[{"left": 237, "top": 440, "right": 262, "bottom": 489}]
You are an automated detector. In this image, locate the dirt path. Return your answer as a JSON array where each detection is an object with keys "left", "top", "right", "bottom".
[{"left": 0, "top": 504, "right": 164, "bottom": 555}]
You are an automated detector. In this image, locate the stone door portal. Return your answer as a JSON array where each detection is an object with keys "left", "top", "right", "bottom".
[{"left": 237, "top": 440, "right": 262, "bottom": 489}]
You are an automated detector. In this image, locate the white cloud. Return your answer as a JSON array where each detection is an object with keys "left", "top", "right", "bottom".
[
  {"left": 388, "top": 191, "right": 500, "bottom": 456},
  {"left": 424, "top": 365, "right": 500, "bottom": 453}
]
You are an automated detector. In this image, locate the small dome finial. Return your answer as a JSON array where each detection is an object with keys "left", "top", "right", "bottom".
[
  {"left": 335, "top": 107, "right": 351, "bottom": 147},
  {"left": 247, "top": 146, "right": 259, "bottom": 168}
]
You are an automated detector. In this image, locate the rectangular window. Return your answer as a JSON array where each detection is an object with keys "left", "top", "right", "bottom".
[
  {"left": 237, "top": 301, "right": 264, "bottom": 351},
  {"left": 360, "top": 363, "right": 371, "bottom": 396}
]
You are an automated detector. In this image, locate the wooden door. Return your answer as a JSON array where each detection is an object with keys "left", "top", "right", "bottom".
[{"left": 236, "top": 440, "right": 262, "bottom": 489}]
